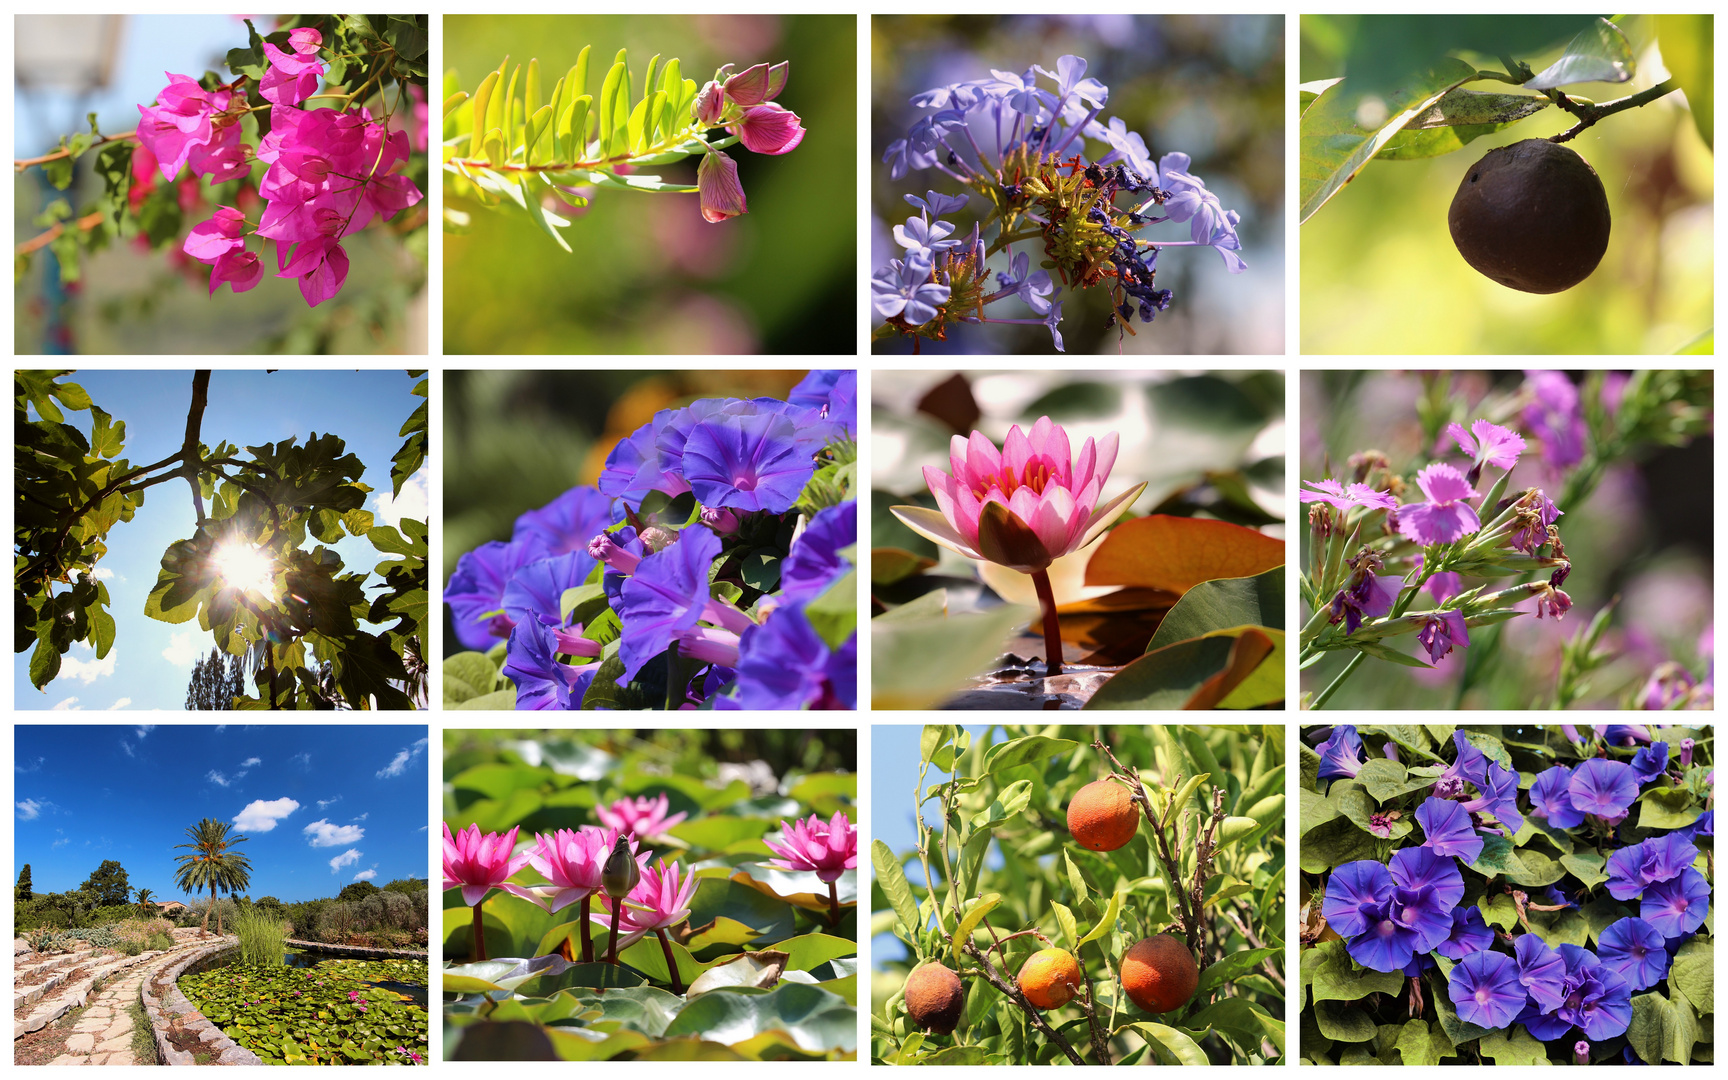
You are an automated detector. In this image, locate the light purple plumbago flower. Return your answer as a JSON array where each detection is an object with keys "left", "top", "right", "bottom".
[
  {"left": 909, "top": 80, "right": 986, "bottom": 111},
  {"left": 996, "top": 250, "right": 1056, "bottom": 316},
  {"left": 1523, "top": 370, "right": 1588, "bottom": 472},
  {"left": 1416, "top": 610, "right": 1469, "bottom": 664},
  {"left": 983, "top": 67, "right": 1055, "bottom": 117},
  {"left": 1398, "top": 463, "right": 1481, "bottom": 546},
  {"left": 872, "top": 255, "right": 949, "bottom": 325},
  {"left": 1446, "top": 418, "right": 1525, "bottom": 481},
  {"left": 1083, "top": 115, "right": 1154, "bottom": 181},
  {"left": 1041, "top": 299, "right": 1065, "bottom": 352},
  {"left": 1299, "top": 478, "right": 1398, "bottom": 511},
  {"left": 905, "top": 189, "right": 970, "bottom": 219},
  {"left": 1156, "top": 152, "right": 1248, "bottom": 272},
  {"left": 894, "top": 214, "right": 962, "bottom": 256}
]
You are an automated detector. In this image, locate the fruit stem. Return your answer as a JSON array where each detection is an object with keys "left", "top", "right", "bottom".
[{"left": 1031, "top": 568, "right": 1064, "bottom": 678}]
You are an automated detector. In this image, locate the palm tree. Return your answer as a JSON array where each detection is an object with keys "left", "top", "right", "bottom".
[
  {"left": 172, "top": 818, "right": 252, "bottom": 938},
  {"left": 135, "top": 887, "right": 155, "bottom": 916}
]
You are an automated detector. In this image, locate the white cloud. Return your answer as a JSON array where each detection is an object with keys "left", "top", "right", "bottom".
[
  {"left": 372, "top": 466, "right": 429, "bottom": 529},
  {"left": 51, "top": 697, "right": 81, "bottom": 711},
  {"left": 90, "top": 567, "right": 115, "bottom": 580},
  {"left": 59, "top": 647, "right": 117, "bottom": 684},
  {"left": 207, "top": 770, "right": 231, "bottom": 787},
  {"left": 51, "top": 834, "right": 70, "bottom": 848},
  {"left": 353, "top": 868, "right": 378, "bottom": 882},
  {"left": 240, "top": 757, "right": 261, "bottom": 768},
  {"left": 354, "top": 812, "right": 368, "bottom": 821},
  {"left": 289, "top": 752, "right": 311, "bottom": 768},
  {"left": 315, "top": 796, "right": 340, "bottom": 810},
  {"left": 376, "top": 737, "right": 429, "bottom": 779},
  {"left": 15, "top": 756, "right": 44, "bottom": 773},
  {"left": 16, "top": 799, "right": 42, "bottom": 820},
  {"left": 329, "top": 849, "right": 362, "bottom": 873},
  {"left": 304, "top": 819, "right": 365, "bottom": 847},
  {"left": 135, "top": 725, "right": 156, "bottom": 738},
  {"left": 106, "top": 698, "right": 132, "bottom": 710},
  {"left": 162, "top": 633, "right": 200, "bottom": 668},
  {"left": 234, "top": 797, "right": 301, "bottom": 832}
]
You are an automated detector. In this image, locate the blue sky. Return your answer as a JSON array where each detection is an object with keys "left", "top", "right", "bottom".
[
  {"left": 13, "top": 724, "right": 429, "bottom": 903},
  {"left": 15, "top": 15, "right": 240, "bottom": 157},
  {"left": 16, "top": 369, "right": 428, "bottom": 711}
]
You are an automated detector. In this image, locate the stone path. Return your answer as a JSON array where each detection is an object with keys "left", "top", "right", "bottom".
[{"left": 14, "top": 931, "right": 221, "bottom": 1066}]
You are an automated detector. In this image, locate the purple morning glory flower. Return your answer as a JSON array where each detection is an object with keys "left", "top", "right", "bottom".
[
  {"left": 1537, "top": 884, "right": 1579, "bottom": 910},
  {"left": 1641, "top": 868, "right": 1709, "bottom": 938},
  {"left": 1508, "top": 489, "right": 1563, "bottom": 554},
  {"left": 502, "top": 551, "right": 594, "bottom": 632},
  {"left": 1416, "top": 796, "right": 1483, "bottom": 863},
  {"left": 616, "top": 525, "right": 723, "bottom": 681},
  {"left": 1314, "top": 725, "right": 1365, "bottom": 780},
  {"left": 1329, "top": 571, "right": 1400, "bottom": 636},
  {"left": 1672, "top": 808, "right": 1713, "bottom": 843},
  {"left": 1554, "top": 945, "right": 1633, "bottom": 1040},
  {"left": 1630, "top": 741, "right": 1670, "bottom": 783},
  {"left": 512, "top": 486, "right": 617, "bottom": 559},
  {"left": 1597, "top": 917, "right": 1670, "bottom": 990},
  {"left": 1398, "top": 463, "right": 1481, "bottom": 546},
  {"left": 1568, "top": 757, "right": 1640, "bottom": 818},
  {"left": 502, "top": 620, "right": 596, "bottom": 711},
  {"left": 1448, "top": 950, "right": 1525, "bottom": 1029},
  {"left": 1446, "top": 419, "right": 1526, "bottom": 474},
  {"left": 1605, "top": 833, "right": 1695, "bottom": 900},
  {"left": 598, "top": 408, "right": 693, "bottom": 508},
  {"left": 1459, "top": 761, "right": 1524, "bottom": 834},
  {"left": 787, "top": 369, "right": 858, "bottom": 437},
  {"left": 1417, "top": 610, "right": 1470, "bottom": 664},
  {"left": 1319, "top": 861, "right": 1390, "bottom": 940},
  {"left": 1523, "top": 370, "right": 1587, "bottom": 472},
  {"left": 1322, "top": 849, "right": 1462, "bottom": 972},
  {"left": 894, "top": 214, "right": 962, "bottom": 256},
  {"left": 1299, "top": 478, "right": 1398, "bottom": 511},
  {"left": 1597, "top": 724, "right": 1652, "bottom": 746},
  {"left": 1513, "top": 931, "right": 1568, "bottom": 1012},
  {"left": 446, "top": 539, "right": 540, "bottom": 650},
  {"left": 681, "top": 408, "right": 816, "bottom": 514},
  {"left": 732, "top": 602, "right": 854, "bottom": 710},
  {"left": 779, "top": 500, "right": 856, "bottom": 605},
  {"left": 1529, "top": 765, "right": 1586, "bottom": 830},
  {"left": 1436, "top": 906, "right": 1495, "bottom": 960},
  {"left": 1435, "top": 730, "right": 1490, "bottom": 798},
  {"left": 872, "top": 255, "right": 950, "bottom": 326}
]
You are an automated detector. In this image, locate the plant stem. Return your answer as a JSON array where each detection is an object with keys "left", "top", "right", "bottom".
[
  {"left": 960, "top": 935, "right": 1085, "bottom": 1065},
  {"left": 655, "top": 928, "right": 683, "bottom": 994},
  {"left": 1309, "top": 652, "right": 1366, "bottom": 709},
  {"left": 580, "top": 895, "right": 593, "bottom": 963},
  {"left": 826, "top": 879, "right": 840, "bottom": 927},
  {"left": 470, "top": 901, "right": 486, "bottom": 962},
  {"left": 664, "top": 640, "right": 680, "bottom": 711},
  {"left": 1549, "top": 78, "right": 1679, "bottom": 143},
  {"left": 1031, "top": 568, "right": 1063, "bottom": 677},
  {"left": 607, "top": 900, "right": 623, "bottom": 965},
  {"left": 14, "top": 130, "right": 137, "bottom": 171}
]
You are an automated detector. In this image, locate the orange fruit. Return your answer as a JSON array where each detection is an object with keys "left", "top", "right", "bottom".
[
  {"left": 1066, "top": 779, "right": 1139, "bottom": 852},
  {"left": 1017, "top": 947, "right": 1083, "bottom": 1009},
  {"left": 1121, "top": 934, "right": 1198, "bottom": 1013},
  {"left": 905, "top": 962, "right": 965, "bottom": 1034}
]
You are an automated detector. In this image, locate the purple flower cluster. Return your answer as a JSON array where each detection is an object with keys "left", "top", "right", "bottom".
[
  {"left": 446, "top": 371, "right": 857, "bottom": 710},
  {"left": 1315, "top": 725, "right": 1712, "bottom": 1055}
]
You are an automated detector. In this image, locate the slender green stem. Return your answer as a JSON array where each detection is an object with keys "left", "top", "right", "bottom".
[
  {"left": 1310, "top": 653, "right": 1367, "bottom": 710},
  {"left": 1031, "top": 568, "right": 1063, "bottom": 677}
]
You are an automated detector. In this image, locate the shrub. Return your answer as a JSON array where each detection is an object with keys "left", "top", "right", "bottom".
[{"left": 147, "top": 932, "right": 175, "bottom": 952}]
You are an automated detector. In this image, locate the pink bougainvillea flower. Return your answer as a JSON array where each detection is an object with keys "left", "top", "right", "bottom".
[
  {"left": 728, "top": 103, "right": 805, "bottom": 155},
  {"left": 723, "top": 61, "right": 789, "bottom": 107},
  {"left": 277, "top": 235, "right": 349, "bottom": 306},
  {"left": 135, "top": 72, "right": 232, "bottom": 181},
  {"left": 697, "top": 149, "right": 747, "bottom": 222},
  {"left": 762, "top": 810, "right": 857, "bottom": 883},
  {"left": 590, "top": 858, "right": 698, "bottom": 951},
  {"left": 442, "top": 822, "right": 531, "bottom": 906},
  {"left": 183, "top": 206, "right": 247, "bottom": 263},
  {"left": 504, "top": 826, "right": 650, "bottom": 914},
  {"left": 260, "top": 28, "right": 326, "bottom": 107},
  {"left": 595, "top": 793, "right": 688, "bottom": 841},
  {"left": 209, "top": 251, "right": 263, "bottom": 296},
  {"left": 892, "top": 417, "right": 1146, "bottom": 573}
]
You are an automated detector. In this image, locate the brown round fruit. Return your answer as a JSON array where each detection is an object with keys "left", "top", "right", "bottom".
[
  {"left": 1017, "top": 947, "right": 1084, "bottom": 1009},
  {"left": 1066, "top": 779, "right": 1139, "bottom": 852},
  {"left": 905, "top": 962, "right": 965, "bottom": 1034},
  {"left": 1121, "top": 934, "right": 1199, "bottom": 1014},
  {"left": 1448, "top": 138, "right": 1611, "bottom": 294}
]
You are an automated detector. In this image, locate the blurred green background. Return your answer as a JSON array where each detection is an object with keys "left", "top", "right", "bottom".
[
  {"left": 871, "top": 14, "right": 1285, "bottom": 355},
  {"left": 442, "top": 368, "right": 817, "bottom": 654},
  {"left": 1300, "top": 15, "right": 1713, "bottom": 354},
  {"left": 442, "top": 15, "right": 856, "bottom": 354}
]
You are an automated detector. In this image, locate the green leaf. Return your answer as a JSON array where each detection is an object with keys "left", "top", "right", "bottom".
[
  {"left": 1313, "top": 998, "right": 1377, "bottom": 1043},
  {"left": 1148, "top": 566, "right": 1286, "bottom": 649},
  {"left": 1477, "top": 1025, "right": 1547, "bottom": 1064},
  {"left": 1117, "top": 1022, "right": 1209, "bottom": 1065},
  {"left": 1393, "top": 1018, "right": 1453, "bottom": 1065},
  {"left": 1669, "top": 936, "right": 1712, "bottom": 1014},
  {"left": 1086, "top": 629, "right": 1275, "bottom": 710},
  {"left": 1375, "top": 88, "right": 1551, "bottom": 160},
  {"left": 1353, "top": 758, "right": 1432, "bottom": 802},
  {"left": 803, "top": 569, "right": 855, "bottom": 651},
  {"left": 953, "top": 894, "right": 1002, "bottom": 952},
  {"left": 1526, "top": 17, "right": 1634, "bottom": 89},
  {"left": 1077, "top": 885, "right": 1123, "bottom": 947},
  {"left": 1628, "top": 989, "right": 1699, "bottom": 1065},
  {"left": 1197, "top": 947, "right": 1279, "bottom": 995},
  {"left": 1637, "top": 785, "right": 1701, "bottom": 829},
  {"left": 871, "top": 840, "right": 921, "bottom": 943},
  {"left": 1656, "top": 15, "right": 1712, "bottom": 150},
  {"left": 1049, "top": 900, "right": 1077, "bottom": 950},
  {"left": 981, "top": 735, "right": 1080, "bottom": 777},
  {"left": 1468, "top": 833, "right": 1528, "bottom": 880},
  {"left": 1308, "top": 939, "right": 1402, "bottom": 1004},
  {"left": 661, "top": 982, "right": 855, "bottom": 1055},
  {"left": 871, "top": 602, "right": 1035, "bottom": 710},
  {"left": 1298, "top": 57, "right": 1479, "bottom": 223}
]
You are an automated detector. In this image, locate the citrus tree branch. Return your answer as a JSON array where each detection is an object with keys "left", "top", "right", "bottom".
[{"left": 961, "top": 927, "right": 1086, "bottom": 1066}]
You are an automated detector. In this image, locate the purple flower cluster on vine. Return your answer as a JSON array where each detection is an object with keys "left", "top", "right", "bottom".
[
  {"left": 1316, "top": 726, "right": 1712, "bottom": 1050},
  {"left": 873, "top": 54, "right": 1244, "bottom": 352},
  {"left": 445, "top": 371, "right": 856, "bottom": 710},
  {"left": 136, "top": 26, "right": 423, "bottom": 306}
]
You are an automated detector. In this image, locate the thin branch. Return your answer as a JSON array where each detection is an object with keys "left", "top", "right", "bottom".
[
  {"left": 17, "top": 210, "right": 107, "bottom": 256},
  {"left": 1550, "top": 79, "right": 1681, "bottom": 143},
  {"left": 960, "top": 933, "right": 1086, "bottom": 1066},
  {"left": 14, "top": 130, "right": 136, "bottom": 172}
]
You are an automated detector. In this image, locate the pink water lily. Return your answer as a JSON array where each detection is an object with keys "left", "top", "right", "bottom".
[
  {"left": 592, "top": 857, "right": 699, "bottom": 993},
  {"left": 893, "top": 416, "right": 1144, "bottom": 574},
  {"left": 443, "top": 821, "right": 531, "bottom": 963},
  {"left": 763, "top": 810, "right": 857, "bottom": 884},
  {"left": 505, "top": 826, "right": 649, "bottom": 914},
  {"left": 595, "top": 792, "right": 687, "bottom": 841}
]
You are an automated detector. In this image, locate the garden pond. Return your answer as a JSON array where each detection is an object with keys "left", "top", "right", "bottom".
[{"left": 180, "top": 950, "right": 429, "bottom": 1065}]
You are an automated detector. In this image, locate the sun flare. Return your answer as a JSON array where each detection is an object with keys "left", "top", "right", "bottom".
[{"left": 213, "top": 542, "right": 276, "bottom": 598}]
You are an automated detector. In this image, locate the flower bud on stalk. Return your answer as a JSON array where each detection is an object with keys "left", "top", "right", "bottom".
[{"left": 601, "top": 833, "right": 639, "bottom": 965}]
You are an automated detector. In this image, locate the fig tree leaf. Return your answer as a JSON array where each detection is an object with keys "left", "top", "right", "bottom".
[{"left": 1299, "top": 57, "right": 1478, "bottom": 223}]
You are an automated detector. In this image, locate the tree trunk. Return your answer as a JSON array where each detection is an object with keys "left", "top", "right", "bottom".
[
  {"left": 201, "top": 886, "right": 212, "bottom": 937},
  {"left": 212, "top": 884, "right": 222, "bottom": 936}
]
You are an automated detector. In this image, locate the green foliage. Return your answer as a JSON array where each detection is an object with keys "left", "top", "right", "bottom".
[
  {"left": 180, "top": 958, "right": 430, "bottom": 1065},
  {"left": 339, "top": 880, "right": 382, "bottom": 903},
  {"left": 1299, "top": 723, "right": 1713, "bottom": 1064},
  {"left": 17, "top": 864, "right": 33, "bottom": 901},
  {"left": 873, "top": 725, "right": 1284, "bottom": 1065},
  {"left": 442, "top": 728, "right": 857, "bottom": 1061},
  {"left": 234, "top": 906, "right": 289, "bottom": 966},
  {"left": 15, "top": 369, "right": 428, "bottom": 708},
  {"left": 79, "top": 859, "right": 132, "bottom": 907}
]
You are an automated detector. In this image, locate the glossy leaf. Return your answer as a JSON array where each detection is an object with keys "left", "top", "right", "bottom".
[{"left": 1085, "top": 515, "right": 1284, "bottom": 595}]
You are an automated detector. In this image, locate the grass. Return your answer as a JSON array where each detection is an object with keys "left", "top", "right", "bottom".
[
  {"left": 231, "top": 907, "right": 287, "bottom": 967},
  {"left": 128, "top": 997, "right": 157, "bottom": 1064}
]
